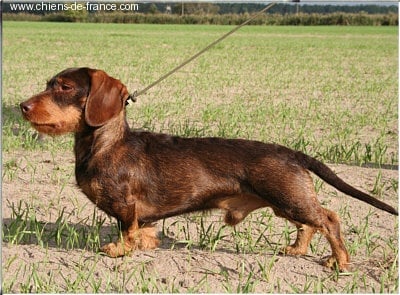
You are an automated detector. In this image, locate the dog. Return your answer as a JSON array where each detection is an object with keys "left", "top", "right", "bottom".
[{"left": 20, "top": 67, "right": 398, "bottom": 271}]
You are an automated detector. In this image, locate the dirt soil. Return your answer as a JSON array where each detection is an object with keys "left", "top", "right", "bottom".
[{"left": 2, "top": 150, "right": 398, "bottom": 293}]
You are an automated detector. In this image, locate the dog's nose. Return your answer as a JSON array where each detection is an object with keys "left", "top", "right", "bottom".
[{"left": 20, "top": 101, "right": 33, "bottom": 114}]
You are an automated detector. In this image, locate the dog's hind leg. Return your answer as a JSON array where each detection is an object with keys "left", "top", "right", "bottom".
[
  {"left": 282, "top": 223, "right": 317, "bottom": 256},
  {"left": 318, "top": 208, "right": 350, "bottom": 271},
  {"left": 258, "top": 167, "right": 350, "bottom": 271},
  {"left": 274, "top": 204, "right": 350, "bottom": 271}
]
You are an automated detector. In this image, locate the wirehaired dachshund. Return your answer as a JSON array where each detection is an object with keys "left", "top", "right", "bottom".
[{"left": 20, "top": 67, "right": 398, "bottom": 271}]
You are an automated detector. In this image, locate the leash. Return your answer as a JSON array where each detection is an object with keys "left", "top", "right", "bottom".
[{"left": 126, "top": 1, "right": 278, "bottom": 105}]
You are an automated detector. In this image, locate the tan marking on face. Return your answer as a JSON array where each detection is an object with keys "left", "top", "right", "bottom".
[{"left": 23, "top": 93, "right": 84, "bottom": 135}]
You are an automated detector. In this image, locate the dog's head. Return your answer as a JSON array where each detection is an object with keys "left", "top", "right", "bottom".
[{"left": 20, "top": 67, "right": 130, "bottom": 135}]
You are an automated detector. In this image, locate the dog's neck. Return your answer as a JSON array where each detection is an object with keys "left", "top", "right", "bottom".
[{"left": 74, "top": 112, "right": 129, "bottom": 167}]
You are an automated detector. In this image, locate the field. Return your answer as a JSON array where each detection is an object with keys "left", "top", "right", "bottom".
[{"left": 2, "top": 22, "right": 399, "bottom": 292}]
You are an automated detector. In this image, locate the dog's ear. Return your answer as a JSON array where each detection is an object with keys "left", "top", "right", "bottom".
[{"left": 85, "top": 69, "right": 129, "bottom": 127}]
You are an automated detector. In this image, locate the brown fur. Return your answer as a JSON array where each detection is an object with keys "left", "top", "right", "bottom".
[{"left": 20, "top": 67, "right": 398, "bottom": 272}]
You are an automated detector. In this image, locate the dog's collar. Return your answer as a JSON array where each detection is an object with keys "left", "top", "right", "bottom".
[{"left": 125, "top": 92, "right": 137, "bottom": 106}]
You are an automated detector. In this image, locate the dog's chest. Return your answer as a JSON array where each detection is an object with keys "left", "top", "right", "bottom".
[
  {"left": 75, "top": 158, "right": 144, "bottom": 212},
  {"left": 76, "top": 174, "right": 105, "bottom": 205}
]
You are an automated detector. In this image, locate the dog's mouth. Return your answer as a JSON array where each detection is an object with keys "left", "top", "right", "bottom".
[
  {"left": 20, "top": 108, "right": 67, "bottom": 134},
  {"left": 31, "top": 122, "right": 60, "bottom": 128},
  {"left": 30, "top": 121, "right": 67, "bottom": 135}
]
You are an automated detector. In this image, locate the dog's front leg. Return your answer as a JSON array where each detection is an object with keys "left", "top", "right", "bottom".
[
  {"left": 101, "top": 217, "right": 139, "bottom": 257},
  {"left": 100, "top": 203, "right": 160, "bottom": 257}
]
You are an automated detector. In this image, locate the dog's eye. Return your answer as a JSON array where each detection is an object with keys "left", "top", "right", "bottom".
[{"left": 61, "top": 84, "right": 73, "bottom": 91}]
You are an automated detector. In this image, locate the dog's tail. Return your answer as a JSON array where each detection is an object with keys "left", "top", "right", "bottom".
[{"left": 295, "top": 151, "right": 398, "bottom": 216}]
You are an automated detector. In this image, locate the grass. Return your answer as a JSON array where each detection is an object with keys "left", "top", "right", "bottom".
[
  {"left": 3, "top": 23, "right": 398, "bottom": 166},
  {"left": 2, "top": 22, "right": 399, "bottom": 293}
]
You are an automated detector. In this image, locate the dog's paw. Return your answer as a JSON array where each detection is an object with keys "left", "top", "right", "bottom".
[
  {"left": 280, "top": 245, "right": 307, "bottom": 256},
  {"left": 100, "top": 242, "right": 132, "bottom": 257},
  {"left": 138, "top": 226, "right": 160, "bottom": 250},
  {"left": 323, "top": 256, "right": 350, "bottom": 272},
  {"left": 140, "top": 235, "right": 160, "bottom": 250}
]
